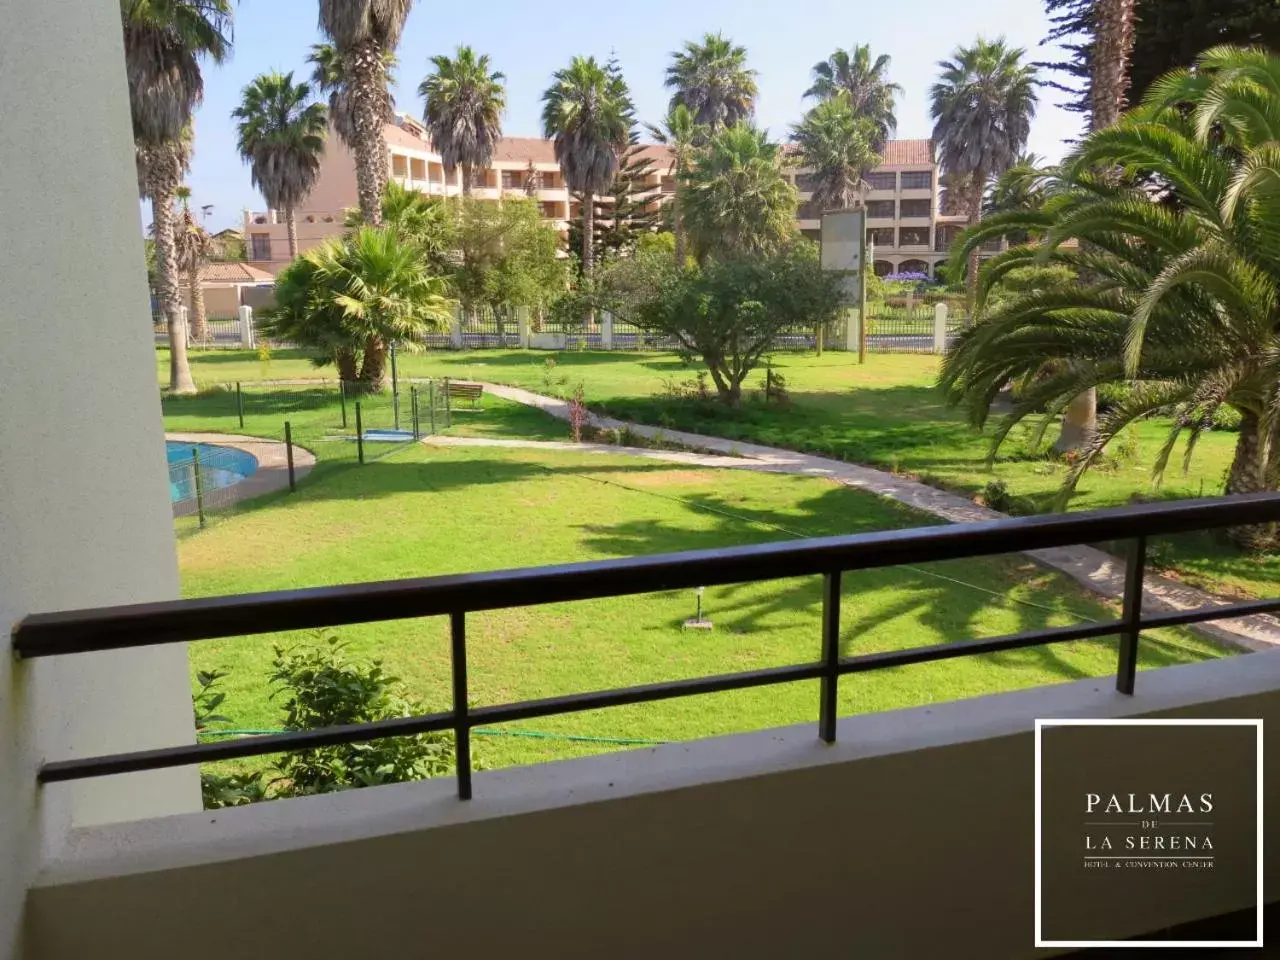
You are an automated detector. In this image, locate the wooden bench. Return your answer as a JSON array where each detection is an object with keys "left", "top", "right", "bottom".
[{"left": 446, "top": 381, "right": 484, "bottom": 409}]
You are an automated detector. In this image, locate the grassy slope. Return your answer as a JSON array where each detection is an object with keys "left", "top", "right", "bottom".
[
  {"left": 162, "top": 347, "right": 1276, "bottom": 599},
  {"left": 182, "top": 440, "right": 1223, "bottom": 771}
]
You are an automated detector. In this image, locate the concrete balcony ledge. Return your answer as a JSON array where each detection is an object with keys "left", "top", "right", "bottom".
[{"left": 25, "top": 653, "right": 1280, "bottom": 959}]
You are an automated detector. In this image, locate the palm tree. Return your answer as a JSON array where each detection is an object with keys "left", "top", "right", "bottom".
[
  {"left": 418, "top": 46, "right": 506, "bottom": 195},
  {"left": 665, "top": 33, "right": 757, "bottom": 133},
  {"left": 940, "top": 47, "right": 1280, "bottom": 549},
  {"left": 308, "top": 41, "right": 397, "bottom": 156},
  {"left": 645, "top": 104, "right": 701, "bottom": 266},
  {"left": 804, "top": 45, "right": 902, "bottom": 147},
  {"left": 122, "top": 0, "right": 232, "bottom": 394},
  {"left": 317, "top": 0, "right": 414, "bottom": 226},
  {"left": 929, "top": 37, "right": 1038, "bottom": 307},
  {"left": 541, "top": 56, "right": 631, "bottom": 278},
  {"left": 174, "top": 185, "right": 212, "bottom": 340},
  {"left": 1057, "top": 0, "right": 1138, "bottom": 453},
  {"left": 679, "top": 124, "right": 796, "bottom": 262},
  {"left": 232, "top": 71, "right": 328, "bottom": 259},
  {"left": 791, "top": 95, "right": 881, "bottom": 212},
  {"left": 264, "top": 226, "right": 454, "bottom": 386},
  {"left": 344, "top": 181, "right": 451, "bottom": 271}
]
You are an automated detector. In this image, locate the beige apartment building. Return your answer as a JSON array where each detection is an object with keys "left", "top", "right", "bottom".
[{"left": 244, "top": 113, "right": 970, "bottom": 278}]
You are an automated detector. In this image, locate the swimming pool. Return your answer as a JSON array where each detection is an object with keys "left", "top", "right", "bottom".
[{"left": 166, "top": 441, "right": 258, "bottom": 503}]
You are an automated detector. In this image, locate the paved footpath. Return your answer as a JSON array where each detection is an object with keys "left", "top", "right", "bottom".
[{"left": 429, "top": 382, "right": 1280, "bottom": 653}]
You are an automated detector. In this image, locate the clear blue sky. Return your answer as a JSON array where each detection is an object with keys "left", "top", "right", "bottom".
[{"left": 183, "top": 0, "right": 1081, "bottom": 232}]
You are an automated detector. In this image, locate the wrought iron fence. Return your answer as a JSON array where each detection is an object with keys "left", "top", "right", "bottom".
[{"left": 864, "top": 302, "right": 967, "bottom": 354}]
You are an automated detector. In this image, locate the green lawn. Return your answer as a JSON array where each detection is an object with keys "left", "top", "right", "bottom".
[
  {"left": 161, "top": 346, "right": 1277, "bottom": 599},
  {"left": 181, "top": 440, "right": 1224, "bottom": 772}
]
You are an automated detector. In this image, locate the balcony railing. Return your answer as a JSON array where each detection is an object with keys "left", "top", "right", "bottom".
[{"left": 14, "top": 495, "right": 1280, "bottom": 799}]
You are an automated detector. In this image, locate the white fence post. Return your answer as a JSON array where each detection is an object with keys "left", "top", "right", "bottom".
[
  {"left": 450, "top": 309, "right": 464, "bottom": 350},
  {"left": 845, "top": 307, "right": 860, "bottom": 352},
  {"left": 601, "top": 311, "right": 614, "bottom": 350},
  {"left": 517, "top": 307, "right": 531, "bottom": 349},
  {"left": 933, "top": 302, "right": 948, "bottom": 354},
  {"left": 238, "top": 305, "right": 255, "bottom": 348}
]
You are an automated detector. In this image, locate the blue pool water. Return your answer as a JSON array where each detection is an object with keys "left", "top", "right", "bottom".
[{"left": 166, "top": 441, "right": 258, "bottom": 503}]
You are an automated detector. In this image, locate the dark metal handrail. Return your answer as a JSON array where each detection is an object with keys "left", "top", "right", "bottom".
[{"left": 13, "top": 495, "right": 1280, "bottom": 797}]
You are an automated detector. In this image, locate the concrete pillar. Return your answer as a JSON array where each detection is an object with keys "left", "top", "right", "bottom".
[
  {"left": 450, "top": 310, "right": 464, "bottom": 350},
  {"left": 517, "top": 307, "right": 530, "bottom": 349},
  {"left": 0, "top": 0, "right": 202, "bottom": 951},
  {"left": 238, "top": 305, "right": 255, "bottom": 348},
  {"left": 845, "top": 307, "right": 861, "bottom": 352},
  {"left": 933, "top": 302, "right": 949, "bottom": 354},
  {"left": 601, "top": 311, "right": 614, "bottom": 350}
]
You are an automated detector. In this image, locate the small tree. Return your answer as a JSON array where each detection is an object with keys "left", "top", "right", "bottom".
[{"left": 606, "top": 242, "right": 839, "bottom": 405}]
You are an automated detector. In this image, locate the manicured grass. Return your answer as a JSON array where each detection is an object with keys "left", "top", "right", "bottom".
[
  {"left": 183, "top": 440, "right": 1224, "bottom": 772},
  {"left": 162, "top": 347, "right": 1274, "bottom": 599}
]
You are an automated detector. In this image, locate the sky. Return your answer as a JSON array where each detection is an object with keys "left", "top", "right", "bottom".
[{"left": 182, "top": 0, "right": 1083, "bottom": 232}]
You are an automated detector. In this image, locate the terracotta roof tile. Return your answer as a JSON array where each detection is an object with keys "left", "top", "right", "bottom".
[
  {"left": 199, "top": 262, "right": 275, "bottom": 284},
  {"left": 877, "top": 139, "right": 934, "bottom": 166}
]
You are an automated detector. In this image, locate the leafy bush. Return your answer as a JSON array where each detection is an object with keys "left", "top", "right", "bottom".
[
  {"left": 568, "top": 383, "right": 588, "bottom": 442},
  {"left": 270, "top": 635, "right": 457, "bottom": 795},
  {"left": 980, "top": 479, "right": 1013, "bottom": 512},
  {"left": 1212, "top": 405, "right": 1242, "bottom": 431}
]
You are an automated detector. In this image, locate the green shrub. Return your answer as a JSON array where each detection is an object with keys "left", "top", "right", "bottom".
[
  {"left": 1212, "top": 405, "right": 1242, "bottom": 431},
  {"left": 270, "top": 635, "right": 457, "bottom": 795},
  {"left": 981, "top": 480, "right": 1013, "bottom": 512}
]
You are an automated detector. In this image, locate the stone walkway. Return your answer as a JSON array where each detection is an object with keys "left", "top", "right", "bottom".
[
  {"left": 435, "top": 383, "right": 1280, "bottom": 653},
  {"left": 167, "top": 432, "right": 315, "bottom": 515}
]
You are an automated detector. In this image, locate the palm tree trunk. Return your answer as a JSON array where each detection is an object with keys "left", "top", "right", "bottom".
[
  {"left": 286, "top": 206, "right": 299, "bottom": 258},
  {"left": 966, "top": 166, "right": 985, "bottom": 310},
  {"left": 335, "top": 347, "right": 359, "bottom": 382},
  {"left": 582, "top": 191, "right": 594, "bottom": 276},
  {"left": 461, "top": 165, "right": 472, "bottom": 196},
  {"left": 1057, "top": 0, "right": 1135, "bottom": 453},
  {"left": 360, "top": 335, "right": 388, "bottom": 390},
  {"left": 348, "top": 40, "right": 387, "bottom": 226},
  {"left": 151, "top": 150, "right": 196, "bottom": 395},
  {"left": 1225, "top": 411, "right": 1276, "bottom": 550},
  {"left": 188, "top": 258, "right": 208, "bottom": 341}
]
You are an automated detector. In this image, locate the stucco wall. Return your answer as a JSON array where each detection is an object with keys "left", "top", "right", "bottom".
[
  {"left": 0, "top": 1, "right": 201, "bottom": 956},
  {"left": 25, "top": 654, "right": 1280, "bottom": 959}
]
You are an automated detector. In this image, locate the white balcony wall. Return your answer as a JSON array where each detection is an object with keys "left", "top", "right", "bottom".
[
  {"left": 1, "top": 1, "right": 201, "bottom": 954},
  {"left": 25, "top": 655, "right": 1280, "bottom": 959}
]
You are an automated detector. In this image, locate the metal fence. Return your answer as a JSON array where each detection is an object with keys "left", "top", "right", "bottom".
[
  {"left": 864, "top": 301, "right": 967, "bottom": 355},
  {"left": 15, "top": 494, "right": 1280, "bottom": 795}
]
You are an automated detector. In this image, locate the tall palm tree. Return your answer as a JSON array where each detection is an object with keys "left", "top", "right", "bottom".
[
  {"left": 940, "top": 47, "right": 1280, "bottom": 549},
  {"left": 1056, "top": 0, "right": 1138, "bottom": 453},
  {"left": 307, "top": 41, "right": 397, "bottom": 156},
  {"left": 791, "top": 95, "right": 881, "bottom": 212},
  {"left": 929, "top": 37, "right": 1038, "bottom": 307},
  {"left": 645, "top": 104, "right": 701, "bottom": 266},
  {"left": 679, "top": 124, "right": 796, "bottom": 263},
  {"left": 418, "top": 46, "right": 506, "bottom": 195},
  {"left": 541, "top": 56, "right": 631, "bottom": 278},
  {"left": 665, "top": 33, "right": 757, "bottom": 133},
  {"left": 317, "top": 0, "right": 414, "bottom": 227},
  {"left": 122, "top": 0, "right": 232, "bottom": 395},
  {"left": 174, "top": 185, "right": 212, "bottom": 340},
  {"left": 232, "top": 71, "right": 328, "bottom": 259},
  {"left": 804, "top": 45, "right": 903, "bottom": 147}
]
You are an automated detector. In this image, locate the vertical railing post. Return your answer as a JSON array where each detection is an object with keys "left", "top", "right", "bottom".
[
  {"left": 443, "top": 377, "right": 452, "bottom": 429},
  {"left": 191, "top": 449, "right": 206, "bottom": 529},
  {"left": 451, "top": 612, "right": 473, "bottom": 800},
  {"left": 411, "top": 385, "right": 420, "bottom": 440},
  {"left": 390, "top": 341, "right": 400, "bottom": 431},
  {"left": 355, "top": 401, "right": 364, "bottom": 465},
  {"left": 819, "top": 571, "right": 842, "bottom": 743},
  {"left": 428, "top": 380, "right": 437, "bottom": 435},
  {"left": 236, "top": 380, "right": 245, "bottom": 429},
  {"left": 339, "top": 380, "right": 347, "bottom": 430},
  {"left": 1116, "top": 535, "right": 1147, "bottom": 694},
  {"left": 284, "top": 420, "right": 296, "bottom": 492}
]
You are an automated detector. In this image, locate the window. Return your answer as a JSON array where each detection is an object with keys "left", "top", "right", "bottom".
[
  {"left": 866, "top": 200, "right": 895, "bottom": 219},
  {"left": 867, "top": 227, "right": 895, "bottom": 248},
  {"left": 899, "top": 226, "right": 930, "bottom": 246},
  {"left": 249, "top": 233, "right": 272, "bottom": 261},
  {"left": 501, "top": 170, "right": 521, "bottom": 189},
  {"left": 900, "top": 171, "right": 933, "bottom": 190},
  {"left": 866, "top": 172, "right": 896, "bottom": 191},
  {"left": 798, "top": 199, "right": 824, "bottom": 220},
  {"left": 795, "top": 172, "right": 819, "bottom": 192},
  {"left": 900, "top": 199, "right": 932, "bottom": 218}
]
